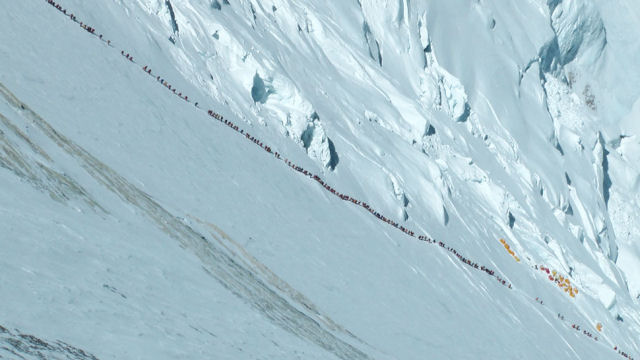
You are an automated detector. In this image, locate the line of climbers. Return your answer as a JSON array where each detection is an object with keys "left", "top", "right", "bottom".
[
  {"left": 615, "top": 346, "right": 635, "bottom": 360},
  {"left": 203, "top": 107, "right": 512, "bottom": 288},
  {"left": 571, "top": 324, "right": 598, "bottom": 341},
  {"left": 49, "top": 0, "right": 195, "bottom": 108},
  {"left": 537, "top": 298, "right": 635, "bottom": 359},
  {"left": 41, "top": 2, "right": 637, "bottom": 358},
  {"left": 42, "top": 0, "right": 505, "bottom": 284},
  {"left": 151, "top": 69, "right": 194, "bottom": 105},
  {"left": 47, "top": 0, "right": 102, "bottom": 40}
]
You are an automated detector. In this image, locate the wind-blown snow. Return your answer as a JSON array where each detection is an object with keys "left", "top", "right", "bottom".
[{"left": 1, "top": 0, "right": 640, "bottom": 359}]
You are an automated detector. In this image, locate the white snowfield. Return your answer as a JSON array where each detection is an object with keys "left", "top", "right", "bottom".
[{"left": 1, "top": 0, "right": 639, "bottom": 359}]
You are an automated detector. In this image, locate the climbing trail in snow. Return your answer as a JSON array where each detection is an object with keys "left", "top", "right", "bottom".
[
  {"left": 38, "top": 1, "right": 636, "bottom": 359},
  {"left": 44, "top": 0, "right": 511, "bottom": 291}
]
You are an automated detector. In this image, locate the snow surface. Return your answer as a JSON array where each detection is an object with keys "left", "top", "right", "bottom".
[{"left": 1, "top": 0, "right": 640, "bottom": 359}]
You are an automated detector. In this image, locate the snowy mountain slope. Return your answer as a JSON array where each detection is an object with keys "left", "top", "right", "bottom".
[{"left": 1, "top": 0, "right": 639, "bottom": 359}]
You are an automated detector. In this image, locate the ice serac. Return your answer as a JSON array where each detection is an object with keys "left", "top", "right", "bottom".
[
  {"left": 253, "top": 71, "right": 338, "bottom": 170},
  {"left": 418, "top": 12, "right": 470, "bottom": 123}
]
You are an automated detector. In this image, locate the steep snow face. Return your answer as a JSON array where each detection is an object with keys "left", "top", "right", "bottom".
[{"left": 2, "top": 0, "right": 640, "bottom": 359}]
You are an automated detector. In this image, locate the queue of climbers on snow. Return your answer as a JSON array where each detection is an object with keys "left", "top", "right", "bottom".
[
  {"left": 615, "top": 346, "right": 635, "bottom": 359},
  {"left": 47, "top": 0, "right": 101, "bottom": 40},
  {"left": 44, "top": 0, "right": 512, "bottom": 291},
  {"left": 571, "top": 324, "right": 598, "bottom": 341},
  {"left": 152, "top": 70, "right": 193, "bottom": 105},
  {"left": 204, "top": 103, "right": 512, "bottom": 288},
  {"left": 539, "top": 299, "right": 636, "bottom": 359},
  {"left": 42, "top": 1, "right": 638, "bottom": 358},
  {"left": 38, "top": 0, "right": 537, "bottom": 292},
  {"left": 45, "top": 0, "right": 196, "bottom": 106}
]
